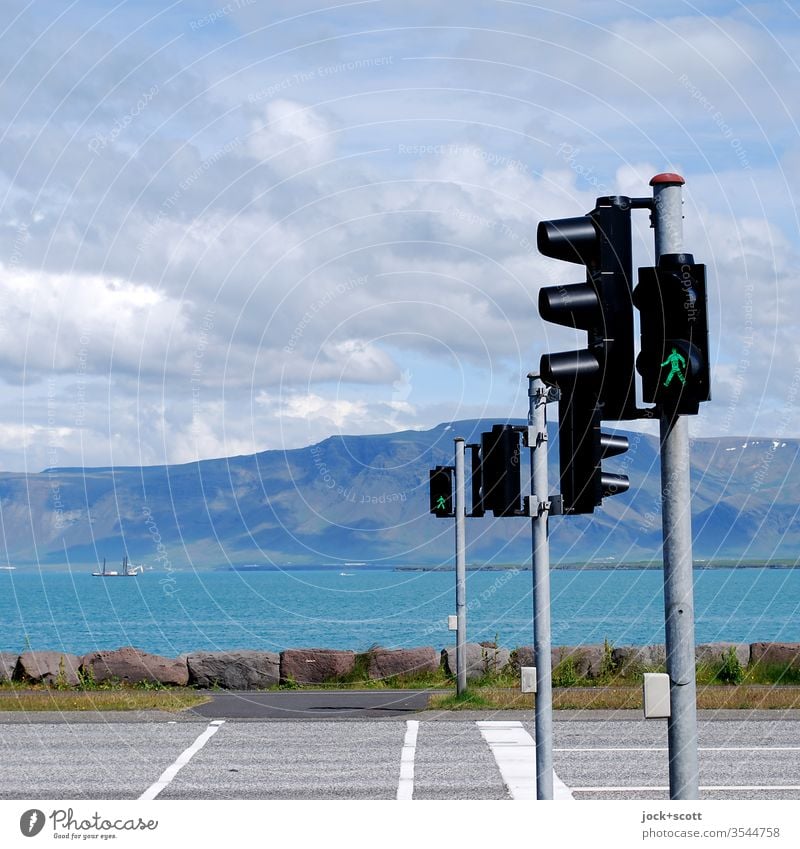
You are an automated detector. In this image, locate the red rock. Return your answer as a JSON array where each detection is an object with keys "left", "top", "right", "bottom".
[
  {"left": 367, "top": 647, "right": 438, "bottom": 680},
  {"left": 81, "top": 646, "right": 188, "bottom": 686},
  {"left": 280, "top": 649, "right": 355, "bottom": 684}
]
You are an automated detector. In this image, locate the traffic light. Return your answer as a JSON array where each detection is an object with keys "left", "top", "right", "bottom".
[
  {"left": 634, "top": 252, "right": 710, "bottom": 416},
  {"left": 537, "top": 195, "right": 636, "bottom": 514},
  {"left": 537, "top": 195, "right": 638, "bottom": 420},
  {"left": 429, "top": 465, "right": 454, "bottom": 517},
  {"left": 480, "top": 425, "right": 524, "bottom": 517},
  {"left": 550, "top": 387, "right": 630, "bottom": 515}
]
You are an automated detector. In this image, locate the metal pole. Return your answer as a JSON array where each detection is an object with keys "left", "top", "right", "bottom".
[
  {"left": 454, "top": 437, "right": 467, "bottom": 696},
  {"left": 529, "top": 374, "right": 553, "bottom": 800},
  {"left": 651, "top": 172, "right": 700, "bottom": 800}
]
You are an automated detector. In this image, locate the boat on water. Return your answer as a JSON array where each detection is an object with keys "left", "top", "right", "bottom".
[
  {"left": 92, "top": 556, "right": 143, "bottom": 577},
  {"left": 0, "top": 565, "right": 16, "bottom": 570}
]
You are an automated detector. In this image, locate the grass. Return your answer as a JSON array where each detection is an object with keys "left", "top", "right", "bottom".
[
  {"left": 428, "top": 685, "right": 800, "bottom": 711},
  {"left": 428, "top": 689, "right": 499, "bottom": 710},
  {"left": 0, "top": 682, "right": 209, "bottom": 712},
  {"left": 697, "top": 685, "right": 800, "bottom": 710},
  {"left": 744, "top": 662, "right": 800, "bottom": 686}
]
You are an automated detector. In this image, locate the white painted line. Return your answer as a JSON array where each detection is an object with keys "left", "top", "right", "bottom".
[
  {"left": 556, "top": 746, "right": 800, "bottom": 753},
  {"left": 573, "top": 785, "right": 800, "bottom": 792},
  {"left": 396, "top": 719, "right": 419, "bottom": 800},
  {"left": 477, "top": 720, "right": 573, "bottom": 800},
  {"left": 554, "top": 747, "right": 669, "bottom": 752},
  {"left": 698, "top": 747, "right": 800, "bottom": 752},
  {"left": 139, "top": 720, "right": 225, "bottom": 800}
]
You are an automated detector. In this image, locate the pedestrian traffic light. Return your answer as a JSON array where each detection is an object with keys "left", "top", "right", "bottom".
[
  {"left": 480, "top": 425, "right": 524, "bottom": 517},
  {"left": 634, "top": 252, "right": 710, "bottom": 416},
  {"left": 429, "top": 465, "right": 454, "bottom": 517},
  {"left": 537, "top": 195, "right": 636, "bottom": 514}
]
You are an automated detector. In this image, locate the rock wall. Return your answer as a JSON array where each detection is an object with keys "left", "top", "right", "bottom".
[{"left": 1, "top": 641, "right": 796, "bottom": 690}]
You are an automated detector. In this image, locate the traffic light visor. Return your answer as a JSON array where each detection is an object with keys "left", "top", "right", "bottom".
[{"left": 537, "top": 216, "right": 598, "bottom": 265}]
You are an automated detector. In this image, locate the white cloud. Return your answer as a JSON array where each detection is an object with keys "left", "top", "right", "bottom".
[
  {"left": 247, "top": 99, "right": 334, "bottom": 174},
  {"left": 0, "top": 1, "right": 796, "bottom": 469},
  {"left": 0, "top": 263, "right": 191, "bottom": 379}
]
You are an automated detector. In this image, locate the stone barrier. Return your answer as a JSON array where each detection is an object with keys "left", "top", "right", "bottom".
[
  {"left": 750, "top": 642, "right": 800, "bottom": 670},
  {"left": 0, "top": 652, "right": 17, "bottom": 684},
  {"left": 611, "top": 645, "right": 667, "bottom": 677},
  {"left": 280, "top": 648, "right": 355, "bottom": 684},
  {"left": 552, "top": 644, "right": 608, "bottom": 679},
  {"left": 187, "top": 650, "right": 280, "bottom": 689},
  {"left": 441, "top": 643, "right": 511, "bottom": 680},
  {"left": 81, "top": 647, "right": 189, "bottom": 686},
  {"left": 367, "top": 647, "right": 438, "bottom": 680},
  {"left": 509, "top": 645, "right": 535, "bottom": 673},
  {"left": 3, "top": 642, "right": 800, "bottom": 689},
  {"left": 16, "top": 651, "right": 81, "bottom": 686},
  {"left": 695, "top": 642, "right": 750, "bottom": 668}
]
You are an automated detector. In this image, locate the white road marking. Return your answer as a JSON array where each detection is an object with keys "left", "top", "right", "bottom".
[
  {"left": 573, "top": 785, "right": 800, "bottom": 792},
  {"left": 139, "top": 720, "right": 225, "bottom": 800},
  {"left": 477, "top": 720, "right": 573, "bottom": 800},
  {"left": 396, "top": 719, "right": 419, "bottom": 800},
  {"left": 556, "top": 746, "right": 800, "bottom": 752},
  {"left": 698, "top": 747, "right": 800, "bottom": 752},
  {"left": 555, "top": 747, "right": 669, "bottom": 752}
]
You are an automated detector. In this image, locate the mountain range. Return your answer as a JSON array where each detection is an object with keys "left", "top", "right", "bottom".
[{"left": 2, "top": 419, "right": 798, "bottom": 569}]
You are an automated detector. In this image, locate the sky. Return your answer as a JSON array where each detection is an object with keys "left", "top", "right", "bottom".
[{"left": 0, "top": 0, "right": 798, "bottom": 471}]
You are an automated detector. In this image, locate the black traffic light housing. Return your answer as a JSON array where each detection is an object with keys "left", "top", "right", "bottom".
[
  {"left": 552, "top": 387, "right": 629, "bottom": 515},
  {"left": 429, "top": 465, "right": 454, "bottom": 517},
  {"left": 480, "top": 425, "right": 525, "bottom": 517},
  {"left": 634, "top": 252, "right": 710, "bottom": 416},
  {"left": 538, "top": 195, "right": 639, "bottom": 421},
  {"left": 537, "top": 195, "right": 639, "bottom": 514}
]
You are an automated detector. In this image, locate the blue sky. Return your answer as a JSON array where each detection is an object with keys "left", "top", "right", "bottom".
[{"left": 0, "top": 0, "right": 798, "bottom": 470}]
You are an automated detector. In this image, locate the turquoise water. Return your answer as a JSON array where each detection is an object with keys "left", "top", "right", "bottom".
[{"left": 0, "top": 568, "right": 797, "bottom": 656}]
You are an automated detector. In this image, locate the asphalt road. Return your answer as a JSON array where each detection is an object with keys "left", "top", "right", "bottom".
[
  {"left": 1, "top": 705, "right": 799, "bottom": 800},
  {"left": 191, "top": 689, "right": 439, "bottom": 719}
]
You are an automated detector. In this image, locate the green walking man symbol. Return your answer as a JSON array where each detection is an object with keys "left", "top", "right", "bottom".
[
  {"left": 435, "top": 495, "right": 448, "bottom": 511},
  {"left": 662, "top": 347, "right": 687, "bottom": 388}
]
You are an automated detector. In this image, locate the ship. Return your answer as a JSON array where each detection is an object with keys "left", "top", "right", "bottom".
[{"left": 92, "top": 556, "right": 143, "bottom": 577}]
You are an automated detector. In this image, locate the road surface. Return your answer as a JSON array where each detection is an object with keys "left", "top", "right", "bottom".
[{"left": 1, "top": 698, "right": 798, "bottom": 800}]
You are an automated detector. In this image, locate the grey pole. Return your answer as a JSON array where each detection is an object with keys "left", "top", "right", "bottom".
[
  {"left": 651, "top": 172, "right": 700, "bottom": 800},
  {"left": 454, "top": 437, "right": 467, "bottom": 696},
  {"left": 529, "top": 374, "right": 553, "bottom": 800}
]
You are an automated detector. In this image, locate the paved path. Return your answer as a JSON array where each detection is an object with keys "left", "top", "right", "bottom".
[
  {"left": 1, "top": 709, "right": 799, "bottom": 800},
  {"left": 191, "top": 689, "right": 439, "bottom": 719}
]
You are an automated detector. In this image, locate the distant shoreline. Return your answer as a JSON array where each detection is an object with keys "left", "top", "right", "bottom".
[
  {"left": 1, "top": 561, "right": 797, "bottom": 574},
  {"left": 392, "top": 561, "right": 799, "bottom": 572}
]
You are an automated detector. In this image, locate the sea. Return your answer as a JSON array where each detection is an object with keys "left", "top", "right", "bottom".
[{"left": 0, "top": 567, "right": 797, "bottom": 657}]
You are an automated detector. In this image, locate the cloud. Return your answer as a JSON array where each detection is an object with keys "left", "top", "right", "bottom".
[
  {"left": 0, "top": 0, "right": 796, "bottom": 470},
  {"left": 0, "top": 263, "right": 191, "bottom": 380},
  {"left": 247, "top": 99, "right": 334, "bottom": 174}
]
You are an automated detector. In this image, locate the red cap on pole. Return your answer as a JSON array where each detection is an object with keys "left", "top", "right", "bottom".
[{"left": 650, "top": 172, "right": 685, "bottom": 186}]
